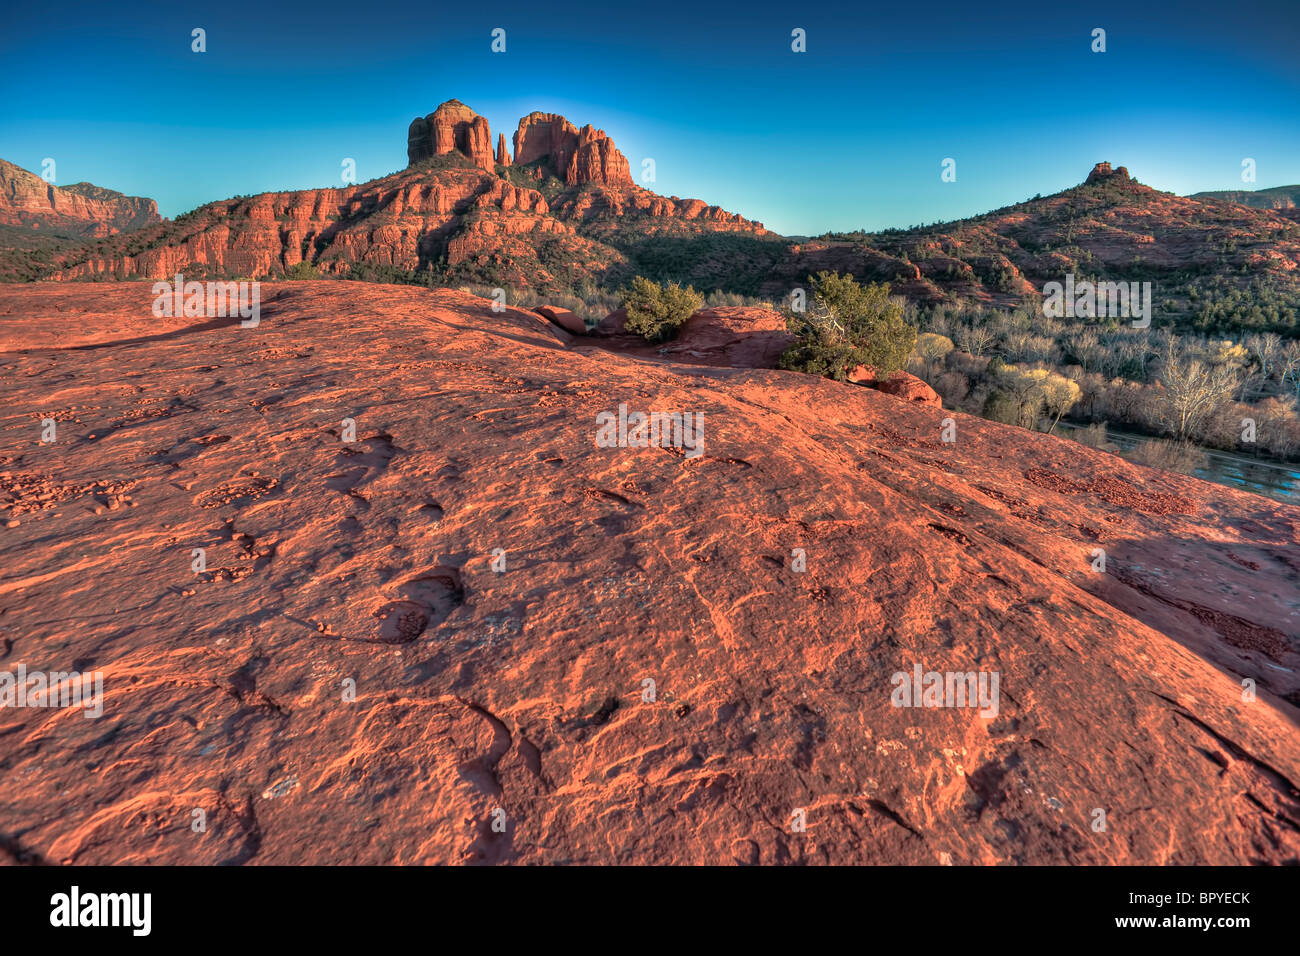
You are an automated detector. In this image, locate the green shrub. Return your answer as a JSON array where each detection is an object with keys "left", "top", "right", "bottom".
[
  {"left": 285, "top": 260, "right": 321, "bottom": 279},
  {"left": 776, "top": 340, "right": 871, "bottom": 381},
  {"left": 982, "top": 390, "right": 1027, "bottom": 427},
  {"left": 779, "top": 271, "right": 917, "bottom": 378},
  {"left": 622, "top": 275, "right": 703, "bottom": 343}
]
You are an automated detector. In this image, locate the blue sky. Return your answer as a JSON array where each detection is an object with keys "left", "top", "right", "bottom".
[{"left": 1, "top": 0, "right": 1297, "bottom": 235}]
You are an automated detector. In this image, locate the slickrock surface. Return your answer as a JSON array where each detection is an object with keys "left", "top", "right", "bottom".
[
  {"left": 846, "top": 365, "right": 944, "bottom": 408},
  {"left": 592, "top": 308, "right": 939, "bottom": 410},
  {"left": 662, "top": 306, "right": 795, "bottom": 368},
  {"left": 592, "top": 306, "right": 795, "bottom": 370},
  {"left": 0, "top": 281, "right": 1297, "bottom": 865}
]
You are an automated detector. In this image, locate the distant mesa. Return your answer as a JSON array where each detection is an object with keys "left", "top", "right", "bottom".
[
  {"left": 1189, "top": 184, "right": 1300, "bottom": 212},
  {"left": 0, "top": 158, "right": 159, "bottom": 237},
  {"left": 408, "top": 100, "right": 633, "bottom": 187}
]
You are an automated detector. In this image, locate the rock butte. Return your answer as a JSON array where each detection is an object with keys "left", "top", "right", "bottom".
[
  {"left": 408, "top": 99, "right": 495, "bottom": 172},
  {"left": 1086, "top": 161, "right": 1131, "bottom": 184},
  {"left": 409, "top": 100, "right": 634, "bottom": 188},
  {"left": 0, "top": 280, "right": 1296, "bottom": 865}
]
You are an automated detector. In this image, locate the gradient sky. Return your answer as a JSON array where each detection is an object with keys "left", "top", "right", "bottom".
[{"left": 2, "top": 0, "right": 1297, "bottom": 236}]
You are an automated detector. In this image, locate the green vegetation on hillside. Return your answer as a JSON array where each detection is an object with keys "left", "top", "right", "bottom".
[
  {"left": 500, "top": 160, "right": 568, "bottom": 203},
  {"left": 592, "top": 229, "right": 788, "bottom": 296}
]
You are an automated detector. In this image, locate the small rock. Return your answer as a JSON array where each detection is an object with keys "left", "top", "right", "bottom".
[{"left": 533, "top": 305, "right": 587, "bottom": 335}]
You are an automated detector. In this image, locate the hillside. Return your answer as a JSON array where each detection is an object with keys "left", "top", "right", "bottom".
[
  {"left": 788, "top": 164, "right": 1300, "bottom": 334},
  {"left": 0, "top": 281, "right": 1296, "bottom": 864},
  {"left": 1190, "top": 185, "right": 1300, "bottom": 211}
]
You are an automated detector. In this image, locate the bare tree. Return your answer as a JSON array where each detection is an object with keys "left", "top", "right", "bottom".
[
  {"left": 1157, "top": 340, "right": 1243, "bottom": 442},
  {"left": 1066, "top": 328, "right": 1102, "bottom": 372},
  {"left": 1280, "top": 341, "right": 1300, "bottom": 401},
  {"left": 957, "top": 324, "right": 996, "bottom": 357},
  {"left": 1004, "top": 330, "right": 1057, "bottom": 364}
]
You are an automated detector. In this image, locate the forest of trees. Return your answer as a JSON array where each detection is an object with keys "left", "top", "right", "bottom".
[{"left": 904, "top": 300, "right": 1300, "bottom": 463}]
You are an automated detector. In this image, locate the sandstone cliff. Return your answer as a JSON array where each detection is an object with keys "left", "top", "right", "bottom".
[
  {"left": 407, "top": 100, "right": 495, "bottom": 171},
  {"left": 512, "top": 112, "right": 632, "bottom": 187},
  {"left": 0, "top": 158, "right": 160, "bottom": 237}
]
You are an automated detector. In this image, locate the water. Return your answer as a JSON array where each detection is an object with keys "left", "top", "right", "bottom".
[{"left": 1053, "top": 423, "right": 1300, "bottom": 506}]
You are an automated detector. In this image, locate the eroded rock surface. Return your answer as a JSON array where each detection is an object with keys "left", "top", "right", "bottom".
[{"left": 0, "top": 281, "right": 1296, "bottom": 865}]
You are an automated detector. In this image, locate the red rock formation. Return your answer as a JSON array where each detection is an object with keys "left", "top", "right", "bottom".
[
  {"left": 45, "top": 150, "right": 767, "bottom": 288},
  {"left": 566, "top": 125, "right": 633, "bottom": 187},
  {"left": 514, "top": 113, "right": 633, "bottom": 187},
  {"left": 496, "top": 133, "right": 510, "bottom": 167},
  {"left": 658, "top": 306, "right": 795, "bottom": 367},
  {"left": 408, "top": 100, "right": 495, "bottom": 171},
  {"left": 513, "top": 111, "right": 579, "bottom": 171},
  {"left": 763, "top": 161, "right": 1300, "bottom": 306},
  {"left": 0, "top": 158, "right": 159, "bottom": 237},
  {"left": 12, "top": 103, "right": 769, "bottom": 283},
  {"left": 843, "top": 364, "right": 943, "bottom": 407},
  {"left": 874, "top": 371, "right": 943, "bottom": 407},
  {"left": 1, "top": 280, "right": 1296, "bottom": 865},
  {"left": 465, "top": 116, "right": 493, "bottom": 171},
  {"left": 555, "top": 187, "right": 765, "bottom": 232},
  {"left": 48, "top": 164, "right": 592, "bottom": 283},
  {"left": 595, "top": 307, "right": 628, "bottom": 334},
  {"left": 1086, "top": 161, "right": 1131, "bottom": 184},
  {"left": 601, "top": 316, "right": 939, "bottom": 408}
]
